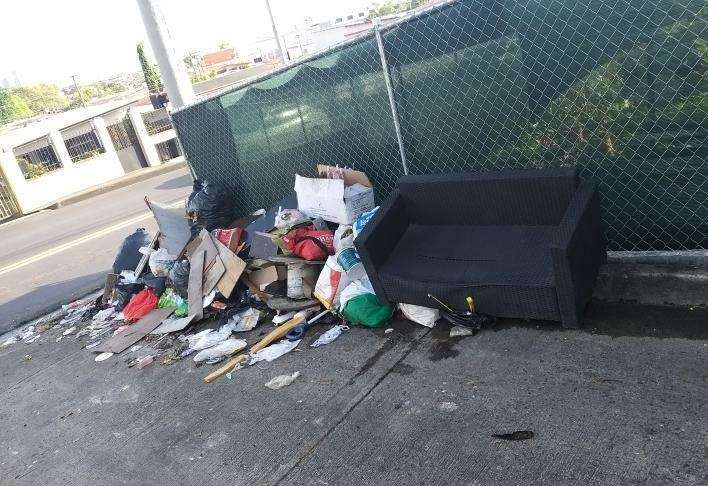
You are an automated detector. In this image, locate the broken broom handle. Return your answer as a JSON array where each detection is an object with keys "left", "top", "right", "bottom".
[
  {"left": 203, "top": 314, "right": 308, "bottom": 384},
  {"left": 203, "top": 354, "right": 248, "bottom": 384}
]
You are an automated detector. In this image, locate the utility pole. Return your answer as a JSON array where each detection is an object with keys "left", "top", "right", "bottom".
[
  {"left": 71, "top": 75, "right": 86, "bottom": 108},
  {"left": 264, "top": 0, "right": 287, "bottom": 65},
  {"left": 135, "top": 0, "right": 195, "bottom": 110}
]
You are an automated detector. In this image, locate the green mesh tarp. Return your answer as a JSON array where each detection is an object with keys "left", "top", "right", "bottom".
[{"left": 173, "top": 0, "right": 707, "bottom": 251}]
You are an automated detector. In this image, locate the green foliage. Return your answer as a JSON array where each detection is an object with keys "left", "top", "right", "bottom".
[
  {"left": 11, "top": 84, "right": 68, "bottom": 115},
  {"left": 372, "top": 0, "right": 426, "bottom": 16},
  {"left": 67, "top": 80, "right": 128, "bottom": 108},
  {"left": 0, "top": 88, "right": 32, "bottom": 125},
  {"left": 137, "top": 42, "right": 163, "bottom": 94},
  {"left": 17, "top": 158, "right": 47, "bottom": 179},
  {"left": 190, "top": 70, "right": 218, "bottom": 84}
]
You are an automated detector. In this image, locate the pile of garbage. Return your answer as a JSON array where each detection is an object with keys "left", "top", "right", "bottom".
[{"left": 1, "top": 165, "right": 488, "bottom": 383}]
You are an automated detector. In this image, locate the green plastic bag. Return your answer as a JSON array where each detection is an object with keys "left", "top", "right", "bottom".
[
  {"left": 342, "top": 293, "right": 394, "bottom": 328},
  {"left": 158, "top": 288, "right": 188, "bottom": 317}
]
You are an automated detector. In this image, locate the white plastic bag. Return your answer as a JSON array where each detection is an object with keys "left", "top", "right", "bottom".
[
  {"left": 338, "top": 277, "right": 375, "bottom": 310},
  {"left": 333, "top": 224, "right": 354, "bottom": 252},
  {"left": 399, "top": 303, "right": 440, "bottom": 328},
  {"left": 311, "top": 324, "right": 349, "bottom": 347},
  {"left": 313, "top": 256, "right": 344, "bottom": 309},
  {"left": 148, "top": 248, "right": 175, "bottom": 277},
  {"left": 249, "top": 339, "right": 300, "bottom": 364},
  {"left": 193, "top": 338, "right": 247, "bottom": 363},
  {"left": 274, "top": 208, "right": 309, "bottom": 230},
  {"left": 224, "top": 308, "right": 261, "bottom": 332},
  {"left": 188, "top": 326, "right": 232, "bottom": 351}
]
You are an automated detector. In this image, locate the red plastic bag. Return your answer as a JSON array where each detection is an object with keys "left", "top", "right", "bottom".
[
  {"left": 282, "top": 225, "right": 334, "bottom": 261},
  {"left": 122, "top": 288, "right": 158, "bottom": 322}
]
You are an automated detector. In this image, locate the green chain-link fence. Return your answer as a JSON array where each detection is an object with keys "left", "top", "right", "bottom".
[{"left": 173, "top": 0, "right": 707, "bottom": 251}]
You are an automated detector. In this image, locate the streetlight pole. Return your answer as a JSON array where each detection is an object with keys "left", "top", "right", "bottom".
[
  {"left": 135, "top": 0, "right": 195, "bottom": 110},
  {"left": 264, "top": 0, "right": 287, "bottom": 65},
  {"left": 71, "top": 75, "right": 86, "bottom": 108}
]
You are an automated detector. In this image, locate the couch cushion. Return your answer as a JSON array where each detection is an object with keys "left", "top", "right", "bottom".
[{"left": 379, "top": 224, "right": 557, "bottom": 286}]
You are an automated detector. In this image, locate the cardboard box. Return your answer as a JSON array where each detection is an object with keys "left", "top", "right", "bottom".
[{"left": 294, "top": 166, "right": 375, "bottom": 225}]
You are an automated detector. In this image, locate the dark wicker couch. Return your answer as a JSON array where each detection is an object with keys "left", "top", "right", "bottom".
[{"left": 354, "top": 168, "right": 606, "bottom": 328}]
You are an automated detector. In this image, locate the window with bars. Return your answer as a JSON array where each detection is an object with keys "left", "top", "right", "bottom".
[
  {"left": 155, "top": 138, "right": 182, "bottom": 162},
  {"left": 142, "top": 108, "right": 173, "bottom": 136},
  {"left": 61, "top": 123, "right": 105, "bottom": 163},
  {"left": 14, "top": 140, "right": 62, "bottom": 180},
  {"left": 107, "top": 117, "right": 139, "bottom": 150}
]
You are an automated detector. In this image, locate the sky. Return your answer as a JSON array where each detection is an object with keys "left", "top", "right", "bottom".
[{"left": 0, "top": 0, "right": 376, "bottom": 87}]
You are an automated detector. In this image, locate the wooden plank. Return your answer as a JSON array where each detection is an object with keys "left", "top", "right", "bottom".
[
  {"left": 195, "top": 229, "right": 225, "bottom": 296},
  {"left": 93, "top": 308, "right": 173, "bottom": 354},
  {"left": 188, "top": 250, "right": 205, "bottom": 321},
  {"left": 212, "top": 236, "right": 246, "bottom": 298}
]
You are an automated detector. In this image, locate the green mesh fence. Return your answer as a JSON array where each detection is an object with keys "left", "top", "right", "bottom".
[{"left": 173, "top": 0, "right": 707, "bottom": 251}]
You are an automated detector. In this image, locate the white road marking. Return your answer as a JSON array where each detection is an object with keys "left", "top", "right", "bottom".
[{"left": 0, "top": 200, "right": 184, "bottom": 277}]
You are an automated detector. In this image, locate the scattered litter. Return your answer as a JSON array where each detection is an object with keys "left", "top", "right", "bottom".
[
  {"left": 129, "top": 345, "right": 142, "bottom": 353},
  {"left": 137, "top": 356, "right": 154, "bottom": 369},
  {"left": 95, "top": 352, "right": 114, "bottom": 362},
  {"left": 93, "top": 307, "right": 116, "bottom": 322},
  {"left": 225, "top": 308, "right": 261, "bottom": 332},
  {"left": 450, "top": 326, "right": 475, "bottom": 337},
  {"left": 25, "top": 334, "right": 41, "bottom": 344},
  {"left": 23, "top": 354, "right": 32, "bottom": 361},
  {"left": 265, "top": 371, "right": 300, "bottom": 390},
  {"left": 250, "top": 339, "right": 301, "bottom": 365},
  {"left": 63, "top": 327, "right": 77, "bottom": 336},
  {"left": 85, "top": 340, "right": 102, "bottom": 349},
  {"left": 188, "top": 326, "right": 232, "bottom": 351},
  {"left": 311, "top": 325, "right": 349, "bottom": 347},
  {"left": 193, "top": 338, "right": 247, "bottom": 363},
  {"left": 1, "top": 336, "right": 18, "bottom": 347},
  {"left": 384, "top": 328, "right": 394, "bottom": 334},
  {"left": 492, "top": 431, "right": 534, "bottom": 441}
]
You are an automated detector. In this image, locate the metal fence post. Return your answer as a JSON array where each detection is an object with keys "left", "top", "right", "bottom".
[{"left": 373, "top": 18, "right": 409, "bottom": 176}]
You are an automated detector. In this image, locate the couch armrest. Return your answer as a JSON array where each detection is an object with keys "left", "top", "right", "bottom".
[
  {"left": 550, "top": 180, "right": 607, "bottom": 327},
  {"left": 354, "top": 189, "right": 409, "bottom": 304}
]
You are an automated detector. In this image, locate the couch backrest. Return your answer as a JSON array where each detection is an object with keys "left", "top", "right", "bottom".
[{"left": 398, "top": 168, "right": 578, "bottom": 226}]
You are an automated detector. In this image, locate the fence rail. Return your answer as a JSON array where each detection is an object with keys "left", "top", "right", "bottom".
[{"left": 173, "top": 0, "right": 708, "bottom": 251}]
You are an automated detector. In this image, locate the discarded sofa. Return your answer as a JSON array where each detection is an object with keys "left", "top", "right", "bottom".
[{"left": 355, "top": 168, "right": 606, "bottom": 328}]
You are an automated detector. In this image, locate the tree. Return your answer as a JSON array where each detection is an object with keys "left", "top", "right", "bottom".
[
  {"left": 137, "top": 42, "right": 162, "bottom": 94},
  {"left": 0, "top": 88, "right": 32, "bottom": 125},
  {"left": 373, "top": 0, "right": 426, "bottom": 17},
  {"left": 11, "top": 84, "right": 68, "bottom": 115}
]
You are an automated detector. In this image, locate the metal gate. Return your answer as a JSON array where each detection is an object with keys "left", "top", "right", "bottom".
[{"left": 0, "top": 167, "right": 21, "bottom": 221}]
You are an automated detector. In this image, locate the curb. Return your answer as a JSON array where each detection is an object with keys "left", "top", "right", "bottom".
[
  {"left": 50, "top": 161, "right": 189, "bottom": 209},
  {"left": 594, "top": 263, "right": 708, "bottom": 307}
]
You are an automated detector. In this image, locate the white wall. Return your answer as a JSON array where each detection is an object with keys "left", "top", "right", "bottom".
[{"left": 0, "top": 116, "right": 126, "bottom": 214}]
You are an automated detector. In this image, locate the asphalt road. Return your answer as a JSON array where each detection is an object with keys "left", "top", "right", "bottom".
[{"left": 0, "top": 167, "right": 192, "bottom": 334}]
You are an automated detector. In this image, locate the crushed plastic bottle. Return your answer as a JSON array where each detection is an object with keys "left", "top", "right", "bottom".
[
  {"left": 310, "top": 325, "right": 349, "bottom": 348},
  {"left": 264, "top": 371, "right": 301, "bottom": 390}
]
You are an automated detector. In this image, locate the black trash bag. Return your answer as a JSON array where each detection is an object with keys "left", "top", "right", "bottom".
[
  {"left": 114, "top": 283, "right": 145, "bottom": 311},
  {"left": 169, "top": 259, "right": 190, "bottom": 298},
  {"left": 112, "top": 228, "right": 152, "bottom": 274},
  {"left": 186, "top": 180, "right": 236, "bottom": 233},
  {"left": 140, "top": 274, "right": 167, "bottom": 297}
]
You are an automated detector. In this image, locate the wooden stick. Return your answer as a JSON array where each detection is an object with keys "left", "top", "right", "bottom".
[{"left": 203, "top": 313, "right": 310, "bottom": 384}]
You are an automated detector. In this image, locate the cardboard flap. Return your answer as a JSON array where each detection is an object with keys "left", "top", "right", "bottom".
[
  {"left": 294, "top": 174, "right": 345, "bottom": 199},
  {"left": 317, "top": 164, "right": 372, "bottom": 188}
]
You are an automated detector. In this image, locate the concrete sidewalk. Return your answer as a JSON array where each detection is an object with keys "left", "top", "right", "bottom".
[
  {"left": 0, "top": 300, "right": 705, "bottom": 485},
  {"left": 51, "top": 160, "right": 189, "bottom": 209}
]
